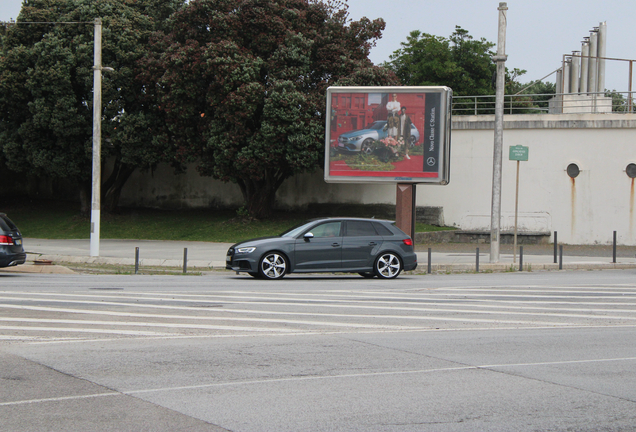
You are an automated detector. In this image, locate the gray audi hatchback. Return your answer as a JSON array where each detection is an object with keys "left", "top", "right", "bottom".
[
  {"left": 226, "top": 217, "right": 417, "bottom": 279},
  {"left": 0, "top": 213, "right": 26, "bottom": 268}
]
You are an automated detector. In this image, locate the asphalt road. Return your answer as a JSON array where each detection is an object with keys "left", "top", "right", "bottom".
[{"left": 2, "top": 271, "right": 636, "bottom": 431}]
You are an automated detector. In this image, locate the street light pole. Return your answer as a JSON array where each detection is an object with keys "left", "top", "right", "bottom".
[
  {"left": 490, "top": 2, "right": 508, "bottom": 263},
  {"left": 90, "top": 18, "right": 102, "bottom": 257},
  {"left": 89, "top": 18, "right": 115, "bottom": 256}
]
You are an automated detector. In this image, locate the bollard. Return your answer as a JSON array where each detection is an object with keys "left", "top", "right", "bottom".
[
  {"left": 559, "top": 245, "right": 563, "bottom": 270},
  {"left": 553, "top": 231, "right": 558, "bottom": 264},
  {"left": 183, "top": 248, "right": 188, "bottom": 274},
  {"left": 476, "top": 247, "right": 479, "bottom": 273},
  {"left": 135, "top": 247, "right": 139, "bottom": 274},
  {"left": 613, "top": 231, "right": 617, "bottom": 263},
  {"left": 519, "top": 246, "right": 523, "bottom": 272},
  {"left": 427, "top": 248, "right": 432, "bottom": 274}
]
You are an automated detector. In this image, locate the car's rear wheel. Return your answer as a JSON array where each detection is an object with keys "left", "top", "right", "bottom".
[
  {"left": 361, "top": 139, "right": 374, "bottom": 155},
  {"left": 259, "top": 252, "right": 288, "bottom": 279},
  {"left": 358, "top": 272, "right": 375, "bottom": 279},
  {"left": 374, "top": 253, "right": 402, "bottom": 279}
]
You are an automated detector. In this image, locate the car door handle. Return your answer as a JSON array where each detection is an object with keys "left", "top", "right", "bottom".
[
  {"left": 368, "top": 242, "right": 377, "bottom": 246},
  {"left": 332, "top": 243, "right": 340, "bottom": 247}
]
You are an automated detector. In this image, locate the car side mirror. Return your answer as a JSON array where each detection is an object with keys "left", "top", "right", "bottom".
[{"left": 303, "top": 232, "right": 314, "bottom": 241}]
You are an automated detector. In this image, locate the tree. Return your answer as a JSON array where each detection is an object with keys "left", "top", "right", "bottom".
[
  {"left": 146, "top": 0, "right": 397, "bottom": 219},
  {"left": 384, "top": 26, "right": 496, "bottom": 96},
  {"left": 0, "top": 0, "right": 184, "bottom": 212}
]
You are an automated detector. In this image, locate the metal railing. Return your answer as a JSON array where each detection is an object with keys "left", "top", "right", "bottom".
[{"left": 452, "top": 91, "right": 636, "bottom": 116}]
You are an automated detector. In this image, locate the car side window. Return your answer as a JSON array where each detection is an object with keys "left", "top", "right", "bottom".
[
  {"left": 373, "top": 222, "right": 394, "bottom": 236},
  {"left": 345, "top": 221, "right": 378, "bottom": 237},
  {"left": 309, "top": 222, "right": 342, "bottom": 238}
]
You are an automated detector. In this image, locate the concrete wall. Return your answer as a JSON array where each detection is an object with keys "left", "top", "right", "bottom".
[{"left": 118, "top": 113, "right": 636, "bottom": 245}]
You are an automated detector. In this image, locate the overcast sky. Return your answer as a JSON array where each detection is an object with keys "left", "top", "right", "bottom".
[{"left": 1, "top": 0, "right": 634, "bottom": 91}]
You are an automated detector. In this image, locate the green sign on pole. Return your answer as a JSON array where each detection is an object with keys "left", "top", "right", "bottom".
[{"left": 509, "top": 145, "right": 529, "bottom": 161}]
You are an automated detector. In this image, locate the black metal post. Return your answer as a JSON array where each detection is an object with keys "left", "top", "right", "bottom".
[
  {"left": 476, "top": 247, "right": 480, "bottom": 273},
  {"left": 553, "top": 231, "right": 558, "bottom": 263},
  {"left": 427, "top": 248, "right": 432, "bottom": 274},
  {"left": 559, "top": 245, "right": 563, "bottom": 270},
  {"left": 613, "top": 231, "right": 617, "bottom": 263},
  {"left": 183, "top": 248, "right": 188, "bottom": 274},
  {"left": 135, "top": 247, "right": 139, "bottom": 274},
  {"left": 519, "top": 246, "right": 523, "bottom": 271}
]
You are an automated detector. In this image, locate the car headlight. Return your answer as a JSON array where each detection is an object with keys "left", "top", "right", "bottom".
[{"left": 236, "top": 247, "right": 256, "bottom": 254}]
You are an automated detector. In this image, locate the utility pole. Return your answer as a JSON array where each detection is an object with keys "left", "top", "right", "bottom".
[
  {"left": 90, "top": 18, "right": 113, "bottom": 257},
  {"left": 90, "top": 18, "right": 102, "bottom": 257},
  {"left": 490, "top": 2, "right": 508, "bottom": 263}
]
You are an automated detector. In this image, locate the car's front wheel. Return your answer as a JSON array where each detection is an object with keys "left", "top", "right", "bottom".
[
  {"left": 259, "top": 252, "right": 288, "bottom": 279},
  {"left": 361, "top": 138, "right": 374, "bottom": 155},
  {"left": 374, "top": 253, "right": 402, "bottom": 279}
]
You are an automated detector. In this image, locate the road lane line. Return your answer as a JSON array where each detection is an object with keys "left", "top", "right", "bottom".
[
  {"left": 1, "top": 295, "right": 635, "bottom": 324},
  {"left": 0, "top": 326, "right": 170, "bottom": 336},
  {"left": 6, "top": 355, "right": 636, "bottom": 407}
]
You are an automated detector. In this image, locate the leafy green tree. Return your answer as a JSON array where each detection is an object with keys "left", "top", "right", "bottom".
[
  {"left": 384, "top": 26, "right": 497, "bottom": 96},
  {"left": 146, "top": 0, "right": 397, "bottom": 218},
  {"left": 0, "top": 0, "right": 184, "bottom": 212},
  {"left": 605, "top": 89, "right": 634, "bottom": 113}
]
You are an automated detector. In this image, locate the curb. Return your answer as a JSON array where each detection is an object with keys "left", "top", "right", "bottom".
[{"left": 5, "top": 256, "right": 636, "bottom": 275}]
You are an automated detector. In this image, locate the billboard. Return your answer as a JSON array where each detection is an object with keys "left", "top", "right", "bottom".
[{"left": 324, "top": 86, "right": 452, "bottom": 184}]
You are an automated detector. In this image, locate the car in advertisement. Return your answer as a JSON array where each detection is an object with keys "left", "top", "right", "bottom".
[{"left": 336, "top": 120, "right": 420, "bottom": 154}]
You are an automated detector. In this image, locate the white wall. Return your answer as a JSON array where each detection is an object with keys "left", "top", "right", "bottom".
[{"left": 119, "top": 113, "right": 636, "bottom": 245}]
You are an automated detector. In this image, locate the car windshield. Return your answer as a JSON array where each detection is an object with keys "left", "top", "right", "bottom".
[
  {"left": 279, "top": 220, "right": 316, "bottom": 238},
  {"left": 369, "top": 122, "right": 385, "bottom": 130}
]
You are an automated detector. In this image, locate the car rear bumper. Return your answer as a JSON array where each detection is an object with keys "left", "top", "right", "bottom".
[{"left": 0, "top": 252, "right": 26, "bottom": 267}]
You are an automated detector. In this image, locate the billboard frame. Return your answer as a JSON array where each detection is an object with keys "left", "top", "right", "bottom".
[{"left": 324, "top": 86, "right": 452, "bottom": 185}]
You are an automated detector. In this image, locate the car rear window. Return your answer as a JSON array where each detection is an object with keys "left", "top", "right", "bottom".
[
  {"left": 0, "top": 215, "right": 16, "bottom": 232},
  {"left": 373, "top": 222, "right": 394, "bottom": 236}
]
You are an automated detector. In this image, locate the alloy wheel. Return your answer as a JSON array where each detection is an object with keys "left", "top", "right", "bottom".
[
  {"left": 259, "top": 253, "right": 287, "bottom": 279},
  {"left": 374, "top": 253, "right": 402, "bottom": 279}
]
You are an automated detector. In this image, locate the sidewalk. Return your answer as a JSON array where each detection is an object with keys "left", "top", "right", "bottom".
[{"left": 2, "top": 238, "right": 636, "bottom": 274}]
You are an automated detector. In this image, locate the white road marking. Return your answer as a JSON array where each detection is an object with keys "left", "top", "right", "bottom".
[
  {"left": 0, "top": 304, "right": 429, "bottom": 330},
  {"left": 0, "top": 326, "right": 170, "bottom": 336},
  {"left": 1, "top": 294, "right": 636, "bottom": 324},
  {"left": 3, "top": 356, "right": 636, "bottom": 407}
]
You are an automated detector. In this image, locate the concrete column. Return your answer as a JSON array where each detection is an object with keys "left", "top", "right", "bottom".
[
  {"left": 580, "top": 39, "right": 590, "bottom": 94},
  {"left": 570, "top": 52, "right": 580, "bottom": 94},
  {"left": 597, "top": 22, "right": 607, "bottom": 93},
  {"left": 588, "top": 30, "right": 598, "bottom": 95}
]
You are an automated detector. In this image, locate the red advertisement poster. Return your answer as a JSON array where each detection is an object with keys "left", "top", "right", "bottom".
[{"left": 325, "top": 87, "right": 451, "bottom": 184}]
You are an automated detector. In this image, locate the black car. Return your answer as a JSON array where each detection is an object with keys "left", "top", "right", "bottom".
[
  {"left": 226, "top": 217, "right": 417, "bottom": 279},
  {"left": 0, "top": 213, "right": 26, "bottom": 268}
]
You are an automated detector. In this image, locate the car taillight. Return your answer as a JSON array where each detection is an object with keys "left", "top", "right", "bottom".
[
  {"left": 0, "top": 235, "right": 13, "bottom": 245},
  {"left": 403, "top": 238, "right": 413, "bottom": 246}
]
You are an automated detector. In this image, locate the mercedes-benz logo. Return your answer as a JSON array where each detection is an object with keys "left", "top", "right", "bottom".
[{"left": 427, "top": 157, "right": 436, "bottom": 166}]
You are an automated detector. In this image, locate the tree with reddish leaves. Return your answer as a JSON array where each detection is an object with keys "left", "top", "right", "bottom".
[{"left": 147, "top": 0, "right": 396, "bottom": 218}]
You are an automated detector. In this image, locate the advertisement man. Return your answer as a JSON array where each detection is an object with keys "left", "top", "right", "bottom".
[
  {"left": 398, "top": 106, "right": 412, "bottom": 160},
  {"left": 386, "top": 93, "right": 400, "bottom": 137}
]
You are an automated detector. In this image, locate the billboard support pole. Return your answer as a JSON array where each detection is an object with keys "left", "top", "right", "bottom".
[
  {"left": 396, "top": 184, "right": 416, "bottom": 241},
  {"left": 490, "top": 2, "right": 508, "bottom": 263}
]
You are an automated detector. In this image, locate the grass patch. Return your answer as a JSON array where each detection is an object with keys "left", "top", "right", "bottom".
[{"left": 4, "top": 199, "right": 454, "bottom": 242}]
